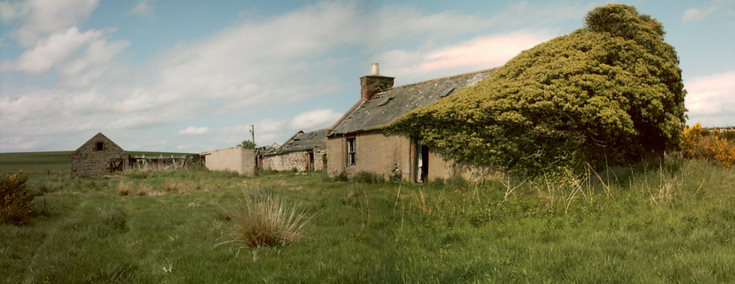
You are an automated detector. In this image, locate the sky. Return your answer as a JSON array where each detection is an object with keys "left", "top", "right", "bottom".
[{"left": 1, "top": 0, "right": 734, "bottom": 153}]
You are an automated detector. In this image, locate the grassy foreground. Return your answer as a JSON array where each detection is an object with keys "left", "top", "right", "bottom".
[{"left": 2, "top": 159, "right": 735, "bottom": 282}]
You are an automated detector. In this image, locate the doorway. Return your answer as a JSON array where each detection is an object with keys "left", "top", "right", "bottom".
[{"left": 417, "top": 144, "right": 429, "bottom": 183}]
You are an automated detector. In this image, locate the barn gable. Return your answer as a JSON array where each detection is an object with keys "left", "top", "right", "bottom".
[{"left": 71, "top": 133, "right": 129, "bottom": 177}]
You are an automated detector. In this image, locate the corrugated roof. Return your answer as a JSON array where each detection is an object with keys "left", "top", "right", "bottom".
[
  {"left": 272, "top": 129, "right": 328, "bottom": 155},
  {"left": 329, "top": 68, "right": 496, "bottom": 135}
]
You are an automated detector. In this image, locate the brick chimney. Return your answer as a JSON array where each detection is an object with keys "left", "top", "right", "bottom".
[{"left": 360, "top": 63, "right": 394, "bottom": 101}]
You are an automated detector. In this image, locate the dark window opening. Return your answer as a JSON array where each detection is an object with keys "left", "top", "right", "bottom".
[
  {"left": 95, "top": 142, "right": 104, "bottom": 151},
  {"left": 347, "top": 137, "right": 356, "bottom": 166}
]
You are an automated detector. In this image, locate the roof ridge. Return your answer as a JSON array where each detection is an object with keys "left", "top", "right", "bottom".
[{"left": 380, "top": 67, "right": 497, "bottom": 93}]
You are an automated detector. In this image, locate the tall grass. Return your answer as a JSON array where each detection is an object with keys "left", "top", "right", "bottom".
[
  {"left": 226, "top": 193, "right": 314, "bottom": 248},
  {"left": 2, "top": 161, "right": 735, "bottom": 282}
]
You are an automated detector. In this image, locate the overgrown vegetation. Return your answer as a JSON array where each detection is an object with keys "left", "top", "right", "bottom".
[
  {"left": 682, "top": 123, "right": 735, "bottom": 167},
  {"left": 389, "top": 4, "right": 686, "bottom": 177},
  {"left": 1, "top": 171, "right": 42, "bottom": 224}
]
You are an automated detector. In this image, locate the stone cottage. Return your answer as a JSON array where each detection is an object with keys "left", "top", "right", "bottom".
[
  {"left": 260, "top": 129, "right": 328, "bottom": 172},
  {"left": 71, "top": 132, "right": 129, "bottom": 177},
  {"left": 327, "top": 64, "right": 496, "bottom": 182}
]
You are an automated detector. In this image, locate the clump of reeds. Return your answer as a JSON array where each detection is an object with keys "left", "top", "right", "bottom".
[{"left": 229, "top": 194, "right": 313, "bottom": 247}]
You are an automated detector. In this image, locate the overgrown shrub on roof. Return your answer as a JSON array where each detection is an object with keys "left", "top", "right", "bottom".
[{"left": 388, "top": 4, "right": 686, "bottom": 177}]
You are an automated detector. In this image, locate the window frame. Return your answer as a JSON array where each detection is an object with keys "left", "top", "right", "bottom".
[{"left": 346, "top": 137, "right": 356, "bottom": 166}]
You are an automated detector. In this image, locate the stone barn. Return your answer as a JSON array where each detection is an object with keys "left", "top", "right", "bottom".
[
  {"left": 71, "top": 132, "right": 129, "bottom": 177},
  {"left": 260, "top": 129, "right": 328, "bottom": 172},
  {"left": 327, "top": 64, "right": 497, "bottom": 182}
]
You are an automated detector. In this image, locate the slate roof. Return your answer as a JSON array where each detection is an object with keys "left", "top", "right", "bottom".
[
  {"left": 329, "top": 68, "right": 496, "bottom": 136},
  {"left": 271, "top": 129, "right": 328, "bottom": 155}
]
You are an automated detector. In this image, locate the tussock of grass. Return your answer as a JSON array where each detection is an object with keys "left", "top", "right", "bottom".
[
  {"left": 228, "top": 193, "right": 313, "bottom": 248},
  {"left": 164, "top": 181, "right": 179, "bottom": 192},
  {"left": 117, "top": 183, "right": 130, "bottom": 196},
  {"left": 136, "top": 185, "right": 149, "bottom": 196}
]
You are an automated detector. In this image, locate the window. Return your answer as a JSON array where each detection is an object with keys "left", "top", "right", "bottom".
[
  {"left": 95, "top": 142, "right": 104, "bottom": 151},
  {"left": 346, "top": 137, "right": 356, "bottom": 166},
  {"left": 440, "top": 87, "right": 456, "bottom": 98}
]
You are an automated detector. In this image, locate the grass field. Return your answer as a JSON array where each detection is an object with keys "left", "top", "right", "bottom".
[
  {"left": 0, "top": 151, "right": 196, "bottom": 173},
  {"left": 2, "top": 155, "right": 735, "bottom": 282}
]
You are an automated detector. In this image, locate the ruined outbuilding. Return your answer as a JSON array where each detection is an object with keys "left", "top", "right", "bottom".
[
  {"left": 260, "top": 129, "right": 328, "bottom": 172},
  {"left": 201, "top": 146, "right": 256, "bottom": 176},
  {"left": 327, "top": 64, "right": 497, "bottom": 182},
  {"left": 71, "top": 133, "right": 129, "bottom": 177}
]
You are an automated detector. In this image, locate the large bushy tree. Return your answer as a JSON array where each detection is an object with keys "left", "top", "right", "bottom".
[{"left": 388, "top": 4, "right": 686, "bottom": 176}]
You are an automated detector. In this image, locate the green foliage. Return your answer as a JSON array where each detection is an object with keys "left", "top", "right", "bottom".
[
  {"left": 1, "top": 171, "right": 41, "bottom": 224},
  {"left": 333, "top": 171, "right": 349, "bottom": 182},
  {"left": 388, "top": 4, "right": 686, "bottom": 177},
  {"left": 352, "top": 171, "right": 383, "bottom": 184},
  {"left": 241, "top": 140, "right": 256, "bottom": 149}
]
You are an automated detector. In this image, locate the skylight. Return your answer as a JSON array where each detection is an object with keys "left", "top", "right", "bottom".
[{"left": 440, "top": 87, "right": 456, "bottom": 98}]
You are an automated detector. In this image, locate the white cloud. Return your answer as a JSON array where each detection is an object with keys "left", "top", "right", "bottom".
[
  {"left": 683, "top": 7, "right": 718, "bottom": 22},
  {"left": 129, "top": 0, "right": 154, "bottom": 18},
  {"left": 0, "top": 0, "right": 28, "bottom": 23},
  {"left": 685, "top": 70, "right": 735, "bottom": 126},
  {"left": 178, "top": 126, "right": 210, "bottom": 135},
  {"left": 289, "top": 109, "right": 343, "bottom": 130},
  {"left": 2, "top": 27, "right": 101, "bottom": 74},
  {"left": 11, "top": 0, "right": 99, "bottom": 47},
  {"left": 220, "top": 119, "right": 287, "bottom": 147},
  {"left": 380, "top": 30, "right": 553, "bottom": 83}
]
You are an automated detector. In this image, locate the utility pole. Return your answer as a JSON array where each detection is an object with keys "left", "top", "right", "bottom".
[{"left": 249, "top": 124, "right": 255, "bottom": 146}]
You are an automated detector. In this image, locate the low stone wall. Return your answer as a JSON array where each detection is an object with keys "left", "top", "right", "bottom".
[{"left": 202, "top": 146, "right": 256, "bottom": 176}]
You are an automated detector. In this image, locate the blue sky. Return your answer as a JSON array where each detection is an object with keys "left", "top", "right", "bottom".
[{"left": 1, "top": 0, "right": 734, "bottom": 153}]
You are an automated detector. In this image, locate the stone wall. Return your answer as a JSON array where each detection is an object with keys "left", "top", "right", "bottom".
[
  {"left": 327, "top": 132, "right": 412, "bottom": 181},
  {"left": 261, "top": 148, "right": 328, "bottom": 172},
  {"left": 314, "top": 148, "right": 327, "bottom": 171},
  {"left": 327, "top": 131, "right": 494, "bottom": 182},
  {"left": 202, "top": 146, "right": 256, "bottom": 176},
  {"left": 71, "top": 137, "right": 129, "bottom": 177}
]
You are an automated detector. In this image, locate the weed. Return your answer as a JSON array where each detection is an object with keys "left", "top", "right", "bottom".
[
  {"left": 165, "top": 181, "right": 179, "bottom": 192},
  {"left": 333, "top": 171, "right": 349, "bottom": 182},
  {"left": 136, "top": 185, "right": 149, "bottom": 196},
  {"left": 227, "top": 193, "right": 313, "bottom": 248},
  {"left": 117, "top": 183, "right": 130, "bottom": 196}
]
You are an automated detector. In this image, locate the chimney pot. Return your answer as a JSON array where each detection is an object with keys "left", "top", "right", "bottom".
[
  {"left": 371, "top": 63, "right": 380, "bottom": 75},
  {"left": 360, "top": 63, "right": 394, "bottom": 101}
]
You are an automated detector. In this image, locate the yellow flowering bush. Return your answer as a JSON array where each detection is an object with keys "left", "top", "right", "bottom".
[{"left": 682, "top": 123, "right": 735, "bottom": 168}]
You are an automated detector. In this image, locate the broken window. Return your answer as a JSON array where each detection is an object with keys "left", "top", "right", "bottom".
[
  {"left": 347, "top": 137, "right": 356, "bottom": 166},
  {"left": 95, "top": 142, "right": 104, "bottom": 151}
]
